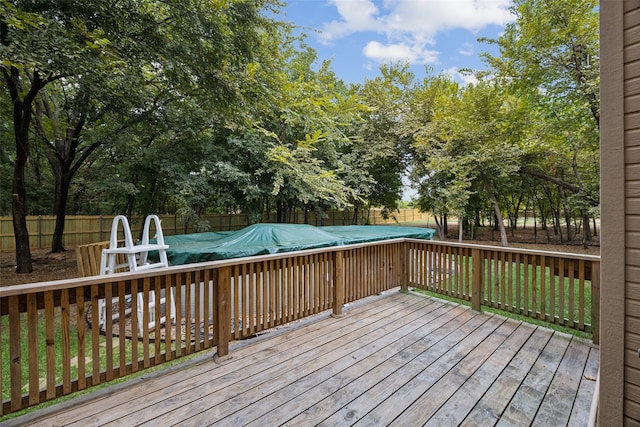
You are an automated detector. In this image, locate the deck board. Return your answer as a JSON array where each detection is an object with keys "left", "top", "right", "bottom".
[
  {"left": 9, "top": 291, "right": 598, "bottom": 427},
  {"left": 422, "top": 322, "right": 536, "bottom": 426}
]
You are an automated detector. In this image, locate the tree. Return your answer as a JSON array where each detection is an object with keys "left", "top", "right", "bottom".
[
  {"left": 249, "top": 44, "right": 365, "bottom": 222},
  {"left": 1, "top": 1, "right": 113, "bottom": 271},
  {"left": 410, "top": 76, "right": 528, "bottom": 247},
  {"left": 344, "top": 63, "right": 415, "bottom": 220},
  {"left": 2, "top": 0, "right": 287, "bottom": 265},
  {"left": 480, "top": 0, "right": 600, "bottom": 241}
]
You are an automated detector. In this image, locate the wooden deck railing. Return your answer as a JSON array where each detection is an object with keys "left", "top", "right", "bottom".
[
  {"left": 405, "top": 240, "right": 600, "bottom": 342},
  {"left": 0, "top": 239, "right": 598, "bottom": 416}
]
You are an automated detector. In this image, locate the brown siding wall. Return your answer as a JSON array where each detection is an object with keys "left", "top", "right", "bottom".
[
  {"left": 627, "top": 2, "right": 640, "bottom": 423},
  {"left": 601, "top": 0, "right": 626, "bottom": 424},
  {"left": 619, "top": 1, "right": 640, "bottom": 424}
]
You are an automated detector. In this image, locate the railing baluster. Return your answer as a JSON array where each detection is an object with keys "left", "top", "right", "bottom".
[
  {"left": 540, "top": 255, "right": 546, "bottom": 321},
  {"left": 26, "top": 294, "right": 38, "bottom": 406},
  {"left": 44, "top": 291, "right": 55, "bottom": 400},
  {"left": 154, "top": 276, "right": 162, "bottom": 358},
  {"left": 61, "top": 289, "right": 71, "bottom": 395},
  {"left": 9, "top": 295, "right": 21, "bottom": 412},
  {"left": 558, "top": 257, "right": 565, "bottom": 325},
  {"left": 592, "top": 261, "right": 601, "bottom": 344},
  {"left": 174, "top": 274, "right": 182, "bottom": 357},
  {"left": 569, "top": 259, "right": 575, "bottom": 328},
  {"left": 194, "top": 269, "right": 202, "bottom": 350},
  {"left": 165, "top": 276, "right": 174, "bottom": 358},
  {"left": 579, "top": 259, "right": 586, "bottom": 329},
  {"left": 130, "top": 279, "right": 139, "bottom": 367},
  {"left": 184, "top": 272, "right": 192, "bottom": 353},
  {"left": 333, "top": 250, "right": 344, "bottom": 317},
  {"left": 247, "top": 263, "right": 255, "bottom": 335},
  {"left": 76, "top": 287, "right": 86, "bottom": 391},
  {"left": 507, "top": 252, "right": 513, "bottom": 312},
  {"left": 142, "top": 277, "right": 151, "bottom": 367},
  {"left": 117, "top": 282, "right": 126, "bottom": 375},
  {"left": 90, "top": 285, "right": 100, "bottom": 386}
]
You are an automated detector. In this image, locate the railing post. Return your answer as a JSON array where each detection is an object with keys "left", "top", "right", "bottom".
[
  {"left": 472, "top": 248, "right": 483, "bottom": 312},
  {"left": 401, "top": 242, "right": 409, "bottom": 293},
  {"left": 591, "top": 260, "right": 601, "bottom": 345},
  {"left": 215, "top": 266, "right": 231, "bottom": 359},
  {"left": 332, "top": 250, "right": 345, "bottom": 317}
]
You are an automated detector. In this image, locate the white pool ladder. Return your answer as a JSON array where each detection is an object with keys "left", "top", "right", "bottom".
[{"left": 98, "top": 215, "right": 176, "bottom": 335}]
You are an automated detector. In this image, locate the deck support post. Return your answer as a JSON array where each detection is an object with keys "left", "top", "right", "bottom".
[
  {"left": 332, "top": 250, "right": 345, "bottom": 318},
  {"left": 401, "top": 242, "right": 409, "bottom": 292},
  {"left": 215, "top": 266, "right": 231, "bottom": 358},
  {"left": 591, "top": 260, "right": 600, "bottom": 345},
  {"left": 472, "top": 248, "right": 483, "bottom": 312}
]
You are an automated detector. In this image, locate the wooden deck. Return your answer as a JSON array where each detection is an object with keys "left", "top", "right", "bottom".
[{"left": 7, "top": 291, "right": 599, "bottom": 427}]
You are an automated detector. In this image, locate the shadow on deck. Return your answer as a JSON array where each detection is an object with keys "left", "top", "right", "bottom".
[{"left": 6, "top": 291, "right": 599, "bottom": 426}]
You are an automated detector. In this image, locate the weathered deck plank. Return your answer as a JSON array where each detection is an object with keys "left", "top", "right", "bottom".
[
  {"left": 54, "top": 293, "right": 414, "bottom": 426},
  {"left": 568, "top": 346, "right": 599, "bottom": 426},
  {"left": 219, "top": 303, "right": 461, "bottom": 426},
  {"left": 459, "top": 326, "right": 555, "bottom": 426},
  {"left": 422, "top": 322, "right": 537, "bottom": 426},
  {"left": 7, "top": 290, "right": 598, "bottom": 427},
  {"left": 159, "top": 296, "right": 438, "bottom": 426},
  {"left": 534, "top": 337, "right": 591, "bottom": 425},
  {"left": 495, "top": 332, "right": 573, "bottom": 426},
  {"left": 317, "top": 312, "right": 498, "bottom": 426}
]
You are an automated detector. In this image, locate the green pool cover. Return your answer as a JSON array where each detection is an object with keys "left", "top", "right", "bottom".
[{"left": 152, "top": 223, "right": 435, "bottom": 265}]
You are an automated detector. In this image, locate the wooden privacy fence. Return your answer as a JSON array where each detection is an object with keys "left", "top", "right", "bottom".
[
  {"left": 0, "top": 239, "right": 598, "bottom": 416},
  {"left": 0, "top": 209, "right": 432, "bottom": 252}
]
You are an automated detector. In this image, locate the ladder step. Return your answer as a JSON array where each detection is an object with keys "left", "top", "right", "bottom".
[
  {"left": 104, "top": 244, "right": 169, "bottom": 254},
  {"left": 135, "top": 262, "right": 169, "bottom": 271}
]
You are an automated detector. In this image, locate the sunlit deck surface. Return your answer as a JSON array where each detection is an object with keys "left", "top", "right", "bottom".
[{"left": 10, "top": 291, "right": 598, "bottom": 427}]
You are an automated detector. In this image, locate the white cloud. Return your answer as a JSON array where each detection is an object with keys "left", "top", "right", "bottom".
[
  {"left": 444, "top": 67, "right": 479, "bottom": 85},
  {"left": 383, "top": 0, "right": 513, "bottom": 35},
  {"left": 363, "top": 41, "right": 439, "bottom": 64},
  {"left": 320, "top": 0, "right": 382, "bottom": 42},
  {"left": 458, "top": 43, "right": 474, "bottom": 57},
  {"left": 320, "top": 0, "right": 514, "bottom": 65}
]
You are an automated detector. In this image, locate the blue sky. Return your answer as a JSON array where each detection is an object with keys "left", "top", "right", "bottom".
[{"left": 279, "top": 0, "right": 515, "bottom": 85}]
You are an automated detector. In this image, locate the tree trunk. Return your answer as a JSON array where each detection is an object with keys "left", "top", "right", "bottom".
[
  {"left": 458, "top": 215, "right": 463, "bottom": 243},
  {"left": 482, "top": 175, "right": 509, "bottom": 247},
  {"left": 434, "top": 215, "right": 446, "bottom": 240},
  {"left": 13, "top": 155, "right": 32, "bottom": 273},
  {"left": 51, "top": 170, "right": 72, "bottom": 252},
  {"left": 559, "top": 188, "right": 573, "bottom": 242},
  {"left": 5, "top": 67, "right": 44, "bottom": 273},
  {"left": 582, "top": 212, "right": 592, "bottom": 248}
]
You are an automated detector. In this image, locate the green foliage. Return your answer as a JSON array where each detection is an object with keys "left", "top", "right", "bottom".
[{"left": 0, "top": 0, "right": 600, "bottom": 252}]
